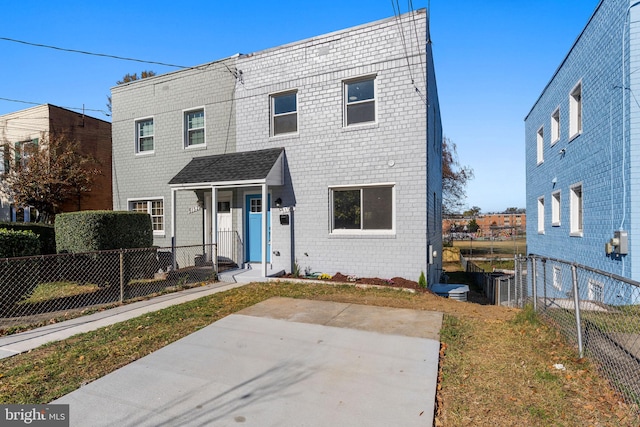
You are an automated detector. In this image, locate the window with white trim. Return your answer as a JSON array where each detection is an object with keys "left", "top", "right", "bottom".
[
  {"left": 331, "top": 185, "right": 393, "bottom": 233},
  {"left": 536, "top": 126, "right": 544, "bottom": 164},
  {"left": 136, "top": 118, "right": 154, "bottom": 153},
  {"left": 271, "top": 92, "right": 297, "bottom": 136},
  {"left": 588, "top": 279, "right": 604, "bottom": 302},
  {"left": 184, "top": 109, "right": 205, "bottom": 147},
  {"left": 344, "top": 77, "right": 376, "bottom": 126},
  {"left": 129, "top": 199, "right": 164, "bottom": 234},
  {"left": 537, "top": 196, "right": 545, "bottom": 233},
  {"left": 552, "top": 190, "right": 561, "bottom": 226},
  {"left": 569, "top": 82, "right": 582, "bottom": 139},
  {"left": 551, "top": 107, "right": 560, "bottom": 144},
  {"left": 570, "top": 183, "right": 583, "bottom": 236},
  {"left": 553, "top": 266, "right": 562, "bottom": 291}
]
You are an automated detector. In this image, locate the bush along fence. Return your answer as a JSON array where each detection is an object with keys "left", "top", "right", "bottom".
[
  {"left": 0, "top": 244, "right": 219, "bottom": 332},
  {"left": 516, "top": 255, "right": 640, "bottom": 408}
]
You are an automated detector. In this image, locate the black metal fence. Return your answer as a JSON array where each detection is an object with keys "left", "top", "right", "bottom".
[{"left": 0, "top": 244, "right": 218, "bottom": 332}]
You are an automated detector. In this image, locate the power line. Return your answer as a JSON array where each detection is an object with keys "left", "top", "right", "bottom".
[
  {"left": 0, "top": 37, "right": 189, "bottom": 69},
  {"left": 0, "top": 97, "right": 109, "bottom": 116}
]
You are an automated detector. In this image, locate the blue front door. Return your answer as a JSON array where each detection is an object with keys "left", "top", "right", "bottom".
[{"left": 246, "top": 194, "right": 270, "bottom": 262}]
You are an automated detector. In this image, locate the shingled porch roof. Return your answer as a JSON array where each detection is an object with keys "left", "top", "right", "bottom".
[{"left": 168, "top": 147, "right": 285, "bottom": 187}]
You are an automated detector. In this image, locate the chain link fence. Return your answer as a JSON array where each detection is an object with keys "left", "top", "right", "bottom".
[
  {"left": 461, "top": 255, "right": 525, "bottom": 306},
  {"left": 0, "top": 244, "right": 219, "bottom": 333},
  {"left": 517, "top": 255, "right": 640, "bottom": 407}
]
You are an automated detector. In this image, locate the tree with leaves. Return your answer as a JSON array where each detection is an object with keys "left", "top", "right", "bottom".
[
  {"left": 442, "top": 136, "right": 474, "bottom": 215},
  {"left": 0, "top": 133, "right": 101, "bottom": 223},
  {"left": 106, "top": 70, "right": 157, "bottom": 114}
]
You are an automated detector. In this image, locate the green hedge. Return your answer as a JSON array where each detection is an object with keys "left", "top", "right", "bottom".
[
  {"left": 55, "top": 211, "right": 153, "bottom": 253},
  {"left": 0, "top": 229, "right": 41, "bottom": 258},
  {"left": 0, "top": 222, "right": 55, "bottom": 254}
]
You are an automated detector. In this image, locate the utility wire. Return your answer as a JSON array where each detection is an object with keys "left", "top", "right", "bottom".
[
  {"left": 0, "top": 37, "right": 189, "bottom": 69},
  {"left": 0, "top": 97, "right": 109, "bottom": 115}
]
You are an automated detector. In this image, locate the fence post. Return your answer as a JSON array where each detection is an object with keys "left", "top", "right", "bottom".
[
  {"left": 571, "top": 264, "right": 584, "bottom": 358},
  {"left": 531, "top": 257, "right": 537, "bottom": 311},
  {"left": 119, "top": 249, "right": 124, "bottom": 303}
]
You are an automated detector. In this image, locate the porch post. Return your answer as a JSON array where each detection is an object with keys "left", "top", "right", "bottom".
[
  {"left": 261, "top": 183, "right": 268, "bottom": 277},
  {"left": 171, "top": 188, "right": 177, "bottom": 270},
  {"left": 211, "top": 186, "right": 218, "bottom": 270}
]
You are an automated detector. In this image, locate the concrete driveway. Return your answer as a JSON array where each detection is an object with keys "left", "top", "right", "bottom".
[{"left": 54, "top": 297, "right": 442, "bottom": 426}]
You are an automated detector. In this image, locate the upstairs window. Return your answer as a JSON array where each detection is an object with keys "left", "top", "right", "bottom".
[
  {"left": 185, "top": 109, "right": 205, "bottom": 147},
  {"left": 271, "top": 92, "right": 298, "bottom": 136},
  {"left": 551, "top": 108, "right": 560, "bottom": 144},
  {"left": 570, "top": 183, "right": 583, "bottom": 236},
  {"left": 136, "top": 118, "right": 154, "bottom": 154},
  {"left": 14, "top": 139, "right": 38, "bottom": 169},
  {"left": 0, "top": 144, "right": 9, "bottom": 174},
  {"left": 569, "top": 82, "right": 582, "bottom": 139},
  {"left": 552, "top": 191, "right": 561, "bottom": 226},
  {"left": 536, "top": 126, "right": 544, "bottom": 164},
  {"left": 344, "top": 77, "right": 376, "bottom": 126}
]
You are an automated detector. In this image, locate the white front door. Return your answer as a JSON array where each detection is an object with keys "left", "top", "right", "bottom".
[{"left": 205, "top": 192, "right": 233, "bottom": 262}]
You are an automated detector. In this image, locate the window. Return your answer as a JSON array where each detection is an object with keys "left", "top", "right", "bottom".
[
  {"left": 136, "top": 118, "right": 154, "bottom": 154},
  {"left": 569, "top": 82, "right": 582, "bottom": 139},
  {"left": 570, "top": 183, "right": 583, "bottom": 236},
  {"left": 552, "top": 191, "right": 561, "bottom": 226},
  {"left": 588, "top": 279, "right": 604, "bottom": 302},
  {"left": 551, "top": 108, "right": 560, "bottom": 144},
  {"left": 0, "top": 144, "right": 9, "bottom": 174},
  {"left": 331, "top": 185, "right": 393, "bottom": 233},
  {"left": 271, "top": 92, "right": 297, "bottom": 136},
  {"left": 14, "top": 139, "right": 38, "bottom": 169},
  {"left": 537, "top": 196, "right": 545, "bottom": 233},
  {"left": 344, "top": 77, "right": 376, "bottom": 126},
  {"left": 129, "top": 199, "right": 164, "bottom": 234},
  {"left": 184, "top": 109, "right": 205, "bottom": 147},
  {"left": 536, "top": 126, "right": 544, "bottom": 164},
  {"left": 553, "top": 266, "right": 562, "bottom": 291}
]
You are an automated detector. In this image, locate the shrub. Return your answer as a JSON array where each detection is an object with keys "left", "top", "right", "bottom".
[
  {"left": 0, "top": 222, "right": 55, "bottom": 254},
  {"left": 0, "top": 229, "right": 40, "bottom": 258},
  {"left": 418, "top": 271, "right": 427, "bottom": 288},
  {"left": 55, "top": 211, "right": 153, "bottom": 253}
]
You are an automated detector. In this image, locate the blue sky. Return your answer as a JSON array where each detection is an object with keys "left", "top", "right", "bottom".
[{"left": 0, "top": 0, "right": 600, "bottom": 213}]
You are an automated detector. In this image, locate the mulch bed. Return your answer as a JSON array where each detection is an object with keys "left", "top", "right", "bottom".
[{"left": 281, "top": 272, "right": 434, "bottom": 293}]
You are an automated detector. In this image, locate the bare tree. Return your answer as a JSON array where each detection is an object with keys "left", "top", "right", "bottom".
[
  {"left": 1, "top": 134, "right": 101, "bottom": 223},
  {"left": 442, "top": 136, "right": 474, "bottom": 215},
  {"left": 106, "top": 70, "right": 157, "bottom": 114}
]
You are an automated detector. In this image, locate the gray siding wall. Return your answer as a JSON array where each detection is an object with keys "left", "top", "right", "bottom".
[{"left": 111, "top": 10, "right": 442, "bottom": 282}]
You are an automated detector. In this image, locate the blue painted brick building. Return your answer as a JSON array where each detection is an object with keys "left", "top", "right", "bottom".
[{"left": 526, "top": 0, "right": 640, "bottom": 303}]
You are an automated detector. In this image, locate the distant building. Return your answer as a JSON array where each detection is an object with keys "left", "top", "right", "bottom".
[
  {"left": 526, "top": 0, "right": 638, "bottom": 283},
  {"left": 111, "top": 10, "right": 444, "bottom": 282},
  {"left": 443, "top": 213, "right": 526, "bottom": 238},
  {"left": 0, "top": 104, "right": 112, "bottom": 222}
]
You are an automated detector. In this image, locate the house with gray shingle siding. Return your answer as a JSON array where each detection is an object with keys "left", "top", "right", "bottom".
[
  {"left": 526, "top": 0, "right": 640, "bottom": 302},
  {"left": 111, "top": 9, "right": 442, "bottom": 283}
]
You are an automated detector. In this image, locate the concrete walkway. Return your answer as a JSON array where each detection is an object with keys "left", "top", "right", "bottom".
[{"left": 53, "top": 297, "right": 442, "bottom": 426}]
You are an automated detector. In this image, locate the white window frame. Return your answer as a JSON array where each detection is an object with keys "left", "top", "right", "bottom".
[
  {"left": 551, "top": 107, "right": 560, "bottom": 145},
  {"left": 536, "top": 126, "right": 544, "bottom": 165},
  {"left": 270, "top": 91, "right": 298, "bottom": 137},
  {"left": 588, "top": 279, "right": 604, "bottom": 302},
  {"left": 128, "top": 197, "right": 164, "bottom": 235},
  {"left": 135, "top": 117, "right": 155, "bottom": 155},
  {"left": 553, "top": 266, "right": 562, "bottom": 291},
  {"left": 570, "top": 183, "right": 583, "bottom": 236},
  {"left": 569, "top": 82, "right": 582, "bottom": 140},
  {"left": 551, "top": 190, "right": 561, "bottom": 227},
  {"left": 343, "top": 75, "right": 377, "bottom": 127},
  {"left": 184, "top": 108, "right": 206, "bottom": 148},
  {"left": 537, "top": 196, "right": 545, "bottom": 234},
  {"left": 329, "top": 183, "right": 395, "bottom": 235}
]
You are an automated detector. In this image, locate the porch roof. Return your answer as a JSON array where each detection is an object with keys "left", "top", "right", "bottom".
[{"left": 168, "top": 147, "right": 284, "bottom": 188}]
